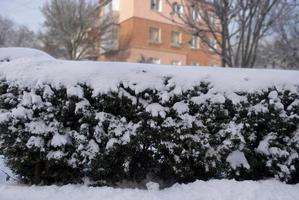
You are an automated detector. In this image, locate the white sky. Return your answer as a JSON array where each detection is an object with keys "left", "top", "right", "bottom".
[
  {"left": 0, "top": 0, "right": 48, "bottom": 32},
  {"left": 0, "top": 0, "right": 98, "bottom": 32}
]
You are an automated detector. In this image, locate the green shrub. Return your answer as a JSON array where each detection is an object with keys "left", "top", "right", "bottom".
[{"left": 0, "top": 78, "right": 298, "bottom": 186}]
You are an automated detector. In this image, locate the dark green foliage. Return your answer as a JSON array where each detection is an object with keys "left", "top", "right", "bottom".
[{"left": 0, "top": 78, "right": 298, "bottom": 187}]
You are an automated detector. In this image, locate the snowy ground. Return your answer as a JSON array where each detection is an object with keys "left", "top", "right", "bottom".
[
  {"left": 0, "top": 156, "right": 299, "bottom": 200},
  {"left": 0, "top": 156, "right": 13, "bottom": 184},
  {"left": 0, "top": 179, "right": 299, "bottom": 200}
]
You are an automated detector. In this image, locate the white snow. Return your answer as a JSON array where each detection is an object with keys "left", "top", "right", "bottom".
[
  {"left": 0, "top": 48, "right": 298, "bottom": 97},
  {"left": 25, "top": 121, "right": 56, "bottom": 135},
  {"left": 256, "top": 133, "right": 276, "bottom": 155},
  {"left": 192, "top": 92, "right": 227, "bottom": 105},
  {"left": 47, "top": 151, "right": 66, "bottom": 160},
  {"left": 43, "top": 85, "right": 54, "bottom": 98},
  {"left": 249, "top": 102, "right": 269, "bottom": 114},
  {"left": 0, "top": 112, "right": 9, "bottom": 123},
  {"left": 146, "top": 181, "right": 160, "bottom": 190},
  {"left": 106, "top": 138, "right": 120, "bottom": 149},
  {"left": 268, "top": 90, "right": 285, "bottom": 110},
  {"left": 268, "top": 91, "right": 279, "bottom": 99},
  {"left": 21, "top": 91, "right": 43, "bottom": 108},
  {"left": 67, "top": 86, "right": 84, "bottom": 98},
  {"left": 146, "top": 103, "right": 169, "bottom": 118},
  {"left": 85, "top": 139, "right": 99, "bottom": 159},
  {"left": 226, "top": 150, "right": 250, "bottom": 169},
  {"left": 0, "top": 48, "right": 54, "bottom": 62},
  {"left": 10, "top": 106, "right": 33, "bottom": 119},
  {"left": 225, "top": 91, "right": 247, "bottom": 104},
  {"left": 26, "top": 136, "right": 45, "bottom": 149},
  {"left": 210, "top": 93, "right": 226, "bottom": 104},
  {"left": 0, "top": 179, "right": 298, "bottom": 200},
  {"left": 75, "top": 99, "right": 90, "bottom": 114},
  {"left": 50, "top": 133, "right": 69, "bottom": 147},
  {"left": 0, "top": 156, "right": 14, "bottom": 185},
  {"left": 173, "top": 101, "right": 189, "bottom": 114}
]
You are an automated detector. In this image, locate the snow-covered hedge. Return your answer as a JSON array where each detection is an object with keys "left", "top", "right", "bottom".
[{"left": 0, "top": 48, "right": 298, "bottom": 186}]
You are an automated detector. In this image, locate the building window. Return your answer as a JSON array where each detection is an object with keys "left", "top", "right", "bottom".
[
  {"left": 171, "top": 60, "right": 181, "bottom": 65},
  {"left": 208, "top": 38, "right": 216, "bottom": 51},
  {"left": 205, "top": 0, "right": 215, "bottom": 4},
  {"left": 149, "top": 27, "right": 161, "bottom": 43},
  {"left": 171, "top": 31, "right": 181, "bottom": 47},
  {"left": 190, "top": 61, "right": 200, "bottom": 66},
  {"left": 190, "top": 34, "right": 200, "bottom": 49},
  {"left": 151, "top": 0, "right": 161, "bottom": 12},
  {"left": 172, "top": 3, "right": 184, "bottom": 15},
  {"left": 209, "top": 15, "right": 216, "bottom": 28},
  {"left": 148, "top": 57, "right": 161, "bottom": 64},
  {"left": 191, "top": 6, "right": 199, "bottom": 21}
]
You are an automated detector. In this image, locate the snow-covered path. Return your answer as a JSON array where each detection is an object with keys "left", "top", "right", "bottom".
[{"left": 0, "top": 180, "right": 299, "bottom": 200}]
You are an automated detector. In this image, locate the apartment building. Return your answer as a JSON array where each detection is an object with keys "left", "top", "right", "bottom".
[{"left": 98, "top": 0, "right": 220, "bottom": 66}]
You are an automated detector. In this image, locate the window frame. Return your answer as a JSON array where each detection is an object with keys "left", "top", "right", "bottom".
[
  {"left": 190, "top": 61, "right": 200, "bottom": 66},
  {"left": 171, "top": 60, "right": 182, "bottom": 65},
  {"left": 171, "top": 31, "right": 182, "bottom": 47},
  {"left": 208, "top": 38, "right": 216, "bottom": 52},
  {"left": 191, "top": 6, "right": 199, "bottom": 21},
  {"left": 209, "top": 14, "right": 216, "bottom": 28},
  {"left": 150, "top": 0, "right": 162, "bottom": 12},
  {"left": 148, "top": 57, "right": 161, "bottom": 64},
  {"left": 149, "top": 26, "right": 161, "bottom": 43},
  {"left": 190, "top": 34, "right": 200, "bottom": 49},
  {"left": 172, "top": 3, "right": 184, "bottom": 15}
]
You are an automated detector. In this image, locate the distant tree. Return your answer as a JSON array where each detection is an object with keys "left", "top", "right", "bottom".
[
  {"left": 165, "top": 0, "right": 296, "bottom": 68},
  {"left": 42, "top": 0, "right": 116, "bottom": 60},
  {"left": 256, "top": 2, "right": 299, "bottom": 69},
  {"left": 12, "top": 26, "right": 40, "bottom": 48},
  {"left": 0, "top": 15, "right": 39, "bottom": 48},
  {"left": 0, "top": 16, "right": 14, "bottom": 47},
  {"left": 38, "top": 31, "right": 69, "bottom": 59}
]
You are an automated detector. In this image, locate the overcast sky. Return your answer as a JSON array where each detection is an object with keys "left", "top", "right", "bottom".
[
  {"left": 0, "top": 0, "right": 47, "bottom": 32},
  {"left": 0, "top": 0, "right": 98, "bottom": 32}
]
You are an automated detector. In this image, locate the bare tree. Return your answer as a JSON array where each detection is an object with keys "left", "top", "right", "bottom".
[
  {"left": 12, "top": 26, "right": 40, "bottom": 48},
  {"left": 165, "top": 0, "right": 295, "bottom": 68},
  {"left": 0, "top": 15, "right": 40, "bottom": 48},
  {"left": 0, "top": 16, "right": 14, "bottom": 47},
  {"left": 38, "top": 31, "right": 69, "bottom": 59},
  {"left": 41, "top": 0, "right": 116, "bottom": 60},
  {"left": 256, "top": 2, "right": 299, "bottom": 69}
]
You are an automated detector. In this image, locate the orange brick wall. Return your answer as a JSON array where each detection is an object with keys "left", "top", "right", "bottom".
[{"left": 100, "top": 17, "right": 220, "bottom": 66}]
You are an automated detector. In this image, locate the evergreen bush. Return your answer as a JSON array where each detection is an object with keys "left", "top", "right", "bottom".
[{"left": 0, "top": 78, "right": 298, "bottom": 186}]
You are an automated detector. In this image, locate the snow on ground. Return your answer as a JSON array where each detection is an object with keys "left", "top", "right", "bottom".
[
  {"left": 0, "top": 156, "right": 7, "bottom": 183},
  {"left": 0, "top": 48, "right": 298, "bottom": 96},
  {"left": 0, "top": 156, "right": 14, "bottom": 184},
  {"left": 0, "top": 179, "right": 299, "bottom": 200},
  {"left": 1, "top": 155, "right": 299, "bottom": 200},
  {"left": 0, "top": 47, "right": 54, "bottom": 62}
]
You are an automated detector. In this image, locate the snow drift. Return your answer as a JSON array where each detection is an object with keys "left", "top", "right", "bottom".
[
  {"left": 1, "top": 179, "right": 299, "bottom": 200},
  {"left": 0, "top": 47, "right": 298, "bottom": 95}
]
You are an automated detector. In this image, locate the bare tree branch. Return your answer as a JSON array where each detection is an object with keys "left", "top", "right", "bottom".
[
  {"left": 164, "top": 0, "right": 294, "bottom": 68},
  {"left": 41, "top": 0, "right": 117, "bottom": 60},
  {"left": 0, "top": 15, "right": 39, "bottom": 48}
]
